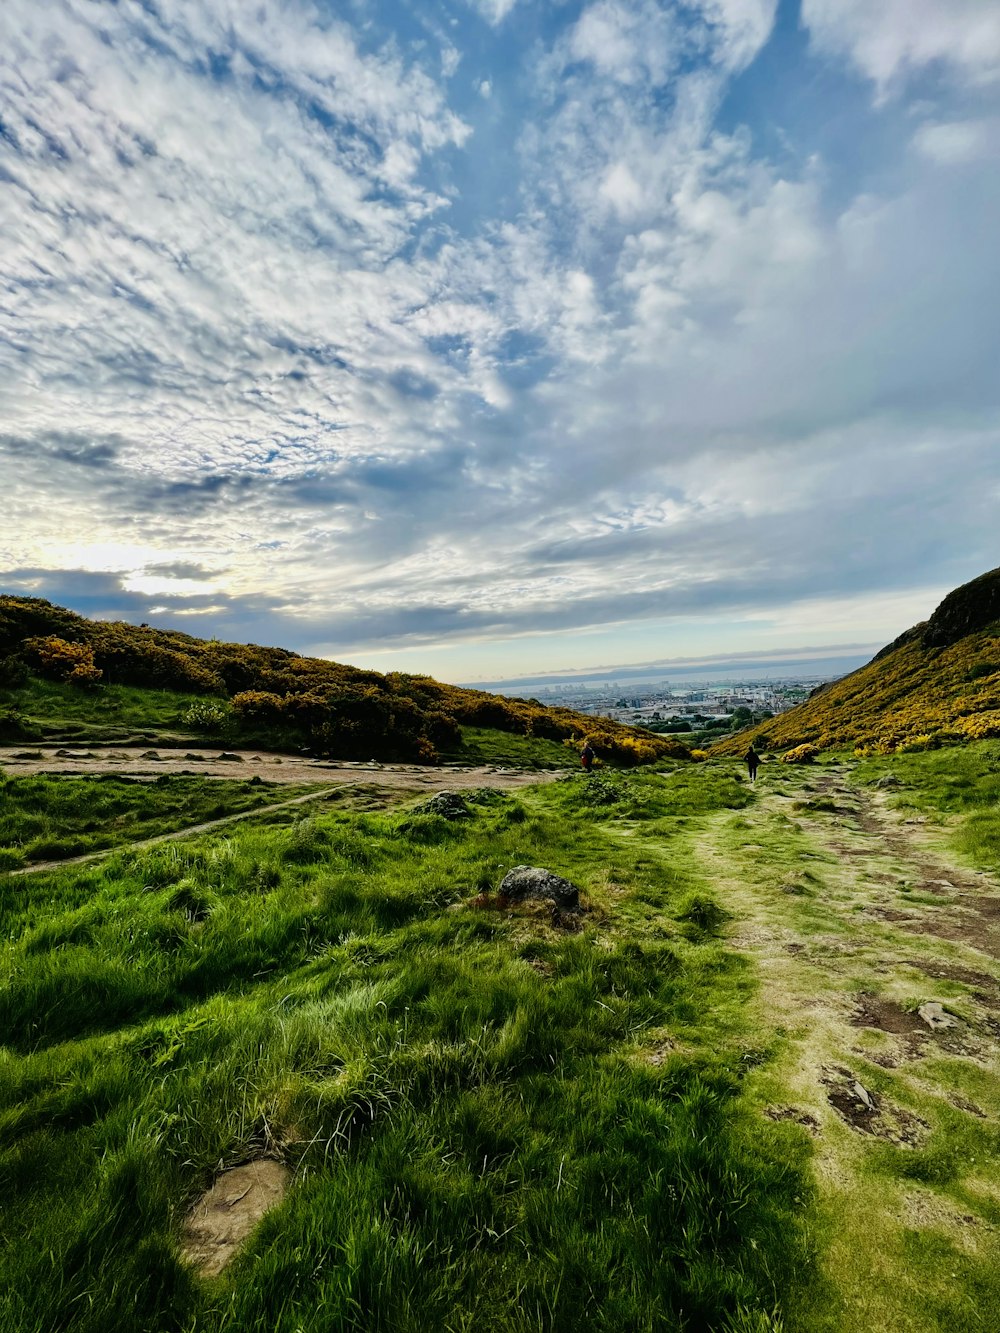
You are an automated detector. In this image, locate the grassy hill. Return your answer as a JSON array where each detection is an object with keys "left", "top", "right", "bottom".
[
  {"left": 5, "top": 587, "right": 1000, "bottom": 1326},
  {"left": 4, "top": 738, "right": 1000, "bottom": 1329},
  {"left": 712, "top": 567, "right": 1000, "bottom": 757},
  {"left": 0, "top": 597, "right": 688, "bottom": 767}
]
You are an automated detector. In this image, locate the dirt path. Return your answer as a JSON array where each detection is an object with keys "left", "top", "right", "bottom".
[
  {"left": 692, "top": 761, "right": 1000, "bottom": 1328},
  {"left": 2, "top": 747, "right": 567, "bottom": 878},
  {"left": 0, "top": 744, "right": 563, "bottom": 789}
]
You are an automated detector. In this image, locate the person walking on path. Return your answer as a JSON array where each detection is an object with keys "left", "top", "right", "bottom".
[
  {"left": 580, "top": 741, "right": 595, "bottom": 773},
  {"left": 745, "top": 745, "right": 760, "bottom": 783}
]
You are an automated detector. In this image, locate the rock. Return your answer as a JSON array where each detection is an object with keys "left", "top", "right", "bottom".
[
  {"left": 499, "top": 865, "right": 580, "bottom": 910},
  {"left": 418, "top": 791, "right": 470, "bottom": 820},
  {"left": 139, "top": 750, "right": 162, "bottom": 760},
  {"left": 918, "top": 1002, "right": 956, "bottom": 1031},
  {"left": 874, "top": 775, "right": 901, "bottom": 789},
  {"left": 217, "top": 752, "right": 244, "bottom": 762},
  {"left": 852, "top": 1081, "right": 874, "bottom": 1109}
]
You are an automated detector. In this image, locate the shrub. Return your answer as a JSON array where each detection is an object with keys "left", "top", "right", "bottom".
[
  {"left": 24, "top": 636, "right": 102, "bottom": 686},
  {"left": 0, "top": 707, "right": 40, "bottom": 742},
  {"left": 780, "top": 744, "right": 818, "bottom": 765},
  {"left": 181, "top": 700, "right": 231, "bottom": 734}
]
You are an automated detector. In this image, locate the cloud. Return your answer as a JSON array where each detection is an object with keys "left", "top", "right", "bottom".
[
  {"left": 2, "top": 0, "right": 998, "bottom": 679},
  {"left": 913, "top": 118, "right": 1000, "bottom": 164},
  {"left": 802, "top": 0, "right": 1000, "bottom": 93},
  {"left": 465, "top": 0, "right": 518, "bottom": 27}
]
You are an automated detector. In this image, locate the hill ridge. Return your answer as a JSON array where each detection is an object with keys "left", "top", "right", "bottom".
[
  {"left": 713, "top": 567, "right": 1000, "bottom": 756},
  {"left": 0, "top": 595, "right": 689, "bottom": 767}
]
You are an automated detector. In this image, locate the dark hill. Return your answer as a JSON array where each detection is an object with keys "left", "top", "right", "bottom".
[
  {"left": 712, "top": 567, "right": 1000, "bottom": 757},
  {"left": 0, "top": 596, "right": 688, "bottom": 766}
]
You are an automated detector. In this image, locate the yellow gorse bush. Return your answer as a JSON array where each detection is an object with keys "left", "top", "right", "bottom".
[{"left": 711, "top": 625, "right": 1000, "bottom": 758}]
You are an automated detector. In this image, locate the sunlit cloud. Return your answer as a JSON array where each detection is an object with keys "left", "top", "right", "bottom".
[{"left": 2, "top": 0, "right": 998, "bottom": 681}]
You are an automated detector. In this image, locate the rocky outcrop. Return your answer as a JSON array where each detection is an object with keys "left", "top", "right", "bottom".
[{"left": 922, "top": 567, "right": 1000, "bottom": 648}]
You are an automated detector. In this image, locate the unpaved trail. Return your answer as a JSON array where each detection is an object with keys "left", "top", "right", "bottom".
[
  {"left": 1, "top": 746, "right": 567, "bottom": 878},
  {"left": 692, "top": 761, "right": 1000, "bottom": 1329},
  {"left": 0, "top": 744, "right": 564, "bottom": 788}
]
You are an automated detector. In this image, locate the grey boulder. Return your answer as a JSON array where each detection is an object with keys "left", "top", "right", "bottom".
[
  {"left": 419, "top": 792, "right": 471, "bottom": 820},
  {"left": 499, "top": 866, "right": 580, "bottom": 910}
]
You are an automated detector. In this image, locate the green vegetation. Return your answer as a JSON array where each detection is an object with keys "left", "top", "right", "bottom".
[
  {"left": 0, "top": 676, "right": 211, "bottom": 743},
  {"left": 712, "top": 567, "right": 1000, "bottom": 758},
  {"left": 0, "top": 597, "right": 690, "bottom": 766},
  {"left": 853, "top": 738, "right": 1000, "bottom": 874},
  {"left": 5, "top": 573, "right": 1000, "bottom": 1327},
  {"left": 448, "top": 725, "right": 582, "bottom": 769},
  {"left": 0, "top": 766, "right": 819, "bottom": 1332},
  {"left": 0, "top": 774, "right": 323, "bottom": 870}
]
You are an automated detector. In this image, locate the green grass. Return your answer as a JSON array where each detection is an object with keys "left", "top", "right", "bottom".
[
  {"left": 0, "top": 769, "right": 815, "bottom": 1332},
  {"left": 1, "top": 677, "right": 210, "bottom": 743},
  {"left": 853, "top": 739, "right": 1000, "bottom": 872},
  {"left": 0, "top": 774, "right": 322, "bottom": 868},
  {"left": 447, "top": 725, "right": 577, "bottom": 769}
]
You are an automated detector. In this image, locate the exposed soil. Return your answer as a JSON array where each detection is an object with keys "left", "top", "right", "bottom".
[
  {"left": 684, "top": 756, "right": 1000, "bottom": 1318},
  {"left": 180, "top": 1158, "right": 292, "bottom": 1278},
  {"left": 0, "top": 743, "right": 565, "bottom": 789},
  {"left": 763, "top": 1105, "right": 820, "bottom": 1135},
  {"left": 2, "top": 745, "right": 566, "bottom": 877},
  {"left": 850, "top": 994, "right": 927, "bottom": 1035},
  {"left": 821, "top": 1066, "right": 930, "bottom": 1145}
]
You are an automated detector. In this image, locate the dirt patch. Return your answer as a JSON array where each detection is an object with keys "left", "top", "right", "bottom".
[
  {"left": 821, "top": 1066, "right": 929, "bottom": 1145},
  {"left": 0, "top": 744, "right": 565, "bottom": 790},
  {"left": 763, "top": 1105, "right": 820, "bottom": 1135},
  {"left": 950, "top": 1095, "right": 988, "bottom": 1119},
  {"left": 639, "top": 1037, "right": 677, "bottom": 1067},
  {"left": 850, "top": 994, "right": 927, "bottom": 1035},
  {"left": 181, "top": 1158, "right": 292, "bottom": 1277},
  {"left": 900, "top": 914, "right": 1000, "bottom": 960},
  {"left": 904, "top": 959, "right": 998, "bottom": 989}
]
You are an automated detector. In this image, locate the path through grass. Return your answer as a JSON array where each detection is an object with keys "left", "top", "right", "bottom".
[
  {"left": 684, "top": 752, "right": 1000, "bottom": 1331},
  {"left": 0, "top": 766, "right": 814, "bottom": 1332}
]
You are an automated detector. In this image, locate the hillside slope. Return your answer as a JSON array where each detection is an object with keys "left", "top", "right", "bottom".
[
  {"left": 0, "top": 597, "right": 688, "bottom": 766},
  {"left": 712, "top": 567, "right": 1000, "bottom": 756}
]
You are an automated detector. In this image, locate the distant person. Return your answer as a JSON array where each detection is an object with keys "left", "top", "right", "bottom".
[
  {"left": 581, "top": 741, "right": 595, "bottom": 773},
  {"left": 745, "top": 745, "right": 760, "bottom": 783}
]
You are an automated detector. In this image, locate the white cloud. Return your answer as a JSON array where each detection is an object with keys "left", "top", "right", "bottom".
[
  {"left": 465, "top": 0, "right": 518, "bottom": 27},
  {"left": 690, "top": 0, "right": 779, "bottom": 71},
  {"left": 567, "top": 0, "right": 680, "bottom": 86},
  {"left": 2, "top": 0, "right": 998, "bottom": 677},
  {"left": 913, "top": 118, "right": 999, "bottom": 163},
  {"left": 802, "top": 0, "right": 1000, "bottom": 92}
]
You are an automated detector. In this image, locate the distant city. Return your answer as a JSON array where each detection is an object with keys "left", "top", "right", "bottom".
[{"left": 496, "top": 676, "right": 826, "bottom": 730}]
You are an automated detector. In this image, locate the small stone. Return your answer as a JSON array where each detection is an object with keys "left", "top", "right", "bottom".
[
  {"left": 852, "top": 1081, "right": 873, "bottom": 1109},
  {"left": 217, "top": 752, "right": 244, "bottom": 762}
]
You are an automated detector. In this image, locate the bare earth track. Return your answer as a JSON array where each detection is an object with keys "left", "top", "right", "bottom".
[
  {"left": 0, "top": 744, "right": 565, "bottom": 877},
  {"left": 691, "top": 760, "right": 1000, "bottom": 1329}
]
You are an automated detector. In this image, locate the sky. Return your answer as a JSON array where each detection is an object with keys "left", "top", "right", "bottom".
[{"left": 2, "top": 0, "right": 999, "bottom": 685}]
